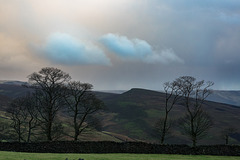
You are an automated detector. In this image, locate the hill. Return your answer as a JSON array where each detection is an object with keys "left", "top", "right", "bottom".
[
  {"left": 0, "top": 83, "right": 135, "bottom": 142},
  {"left": 0, "top": 84, "right": 31, "bottom": 98},
  {"left": 1, "top": 80, "right": 240, "bottom": 107},
  {"left": 0, "top": 80, "right": 28, "bottom": 86},
  {"left": 98, "top": 88, "right": 240, "bottom": 144},
  {"left": 207, "top": 90, "right": 240, "bottom": 107},
  {"left": 0, "top": 83, "right": 240, "bottom": 144}
]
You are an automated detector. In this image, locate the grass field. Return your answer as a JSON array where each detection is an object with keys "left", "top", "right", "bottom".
[{"left": 0, "top": 151, "right": 240, "bottom": 160}]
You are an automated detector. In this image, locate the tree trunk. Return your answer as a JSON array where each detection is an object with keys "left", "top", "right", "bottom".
[
  {"left": 74, "top": 106, "right": 79, "bottom": 141},
  {"left": 161, "top": 113, "right": 168, "bottom": 144},
  {"left": 27, "top": 129, "right": 31, "bottom": 143},
  {"left": 27, "top": 118, "right": 34, "bottom": 142},
  {"left": 192, "top": 137, "right": 197, "bottom": 147},
  {"left": 191, "top": 117, "right": 196, "bottom": 147},
  {"left": 74, "top": 129, "right": 79, "bottom": 141},
  {"left": 225, "top": 135, "right": 229, "bottom": 145},
  {"left": 74, "top": 121, "right": 79, "bottom": 141},
  {"left": 47, "top": 120, "right": 52, "bottom": 141},
  {"left": 74, "top": 113, "right": 88, "bottom": 141},
  {"left": 18, "top": 122, "right": 21, "bottom": 142}
]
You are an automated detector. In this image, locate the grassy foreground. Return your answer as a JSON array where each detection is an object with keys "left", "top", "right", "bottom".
[{"left": 0, "top": 151, "right": 240, "bottom": 160}]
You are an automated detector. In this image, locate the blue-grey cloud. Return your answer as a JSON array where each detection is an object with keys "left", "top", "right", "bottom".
[
  {"left": 37, "top": 32, "right": 111, "bottom": 65},
  {"left": 101, "top": 33, "right": 152, "bottom": 58},
  {"left": 101, "top": 33, "right": 184, "bottom": 64},
  {"left": 219, "top": 13, "right": 240, "bottom": 24},
  {"left": 157, "top": 0, "right": 240, "bottom": 11},
  {"left": 145, "top": 49, "right": 184, "bottom": 64}
]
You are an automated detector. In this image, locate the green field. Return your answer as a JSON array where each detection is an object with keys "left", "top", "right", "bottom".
[{"left": 0, "top": 151, "right": 240, "bottom": 160}]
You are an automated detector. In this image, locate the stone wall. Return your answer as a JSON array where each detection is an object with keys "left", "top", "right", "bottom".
[{"left": 0, "top": 141, "right": 239, "bottom": 156}]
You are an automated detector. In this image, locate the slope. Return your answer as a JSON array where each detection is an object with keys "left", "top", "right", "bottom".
[
  {"left": 1, "top": 83, "right": 240, "bottom": 145},
  {"left": 99, "top": 88, "right": 240, "bottom": 145},
  {"left": 207, "top": 90, "right": 240, "bottom": 107}
]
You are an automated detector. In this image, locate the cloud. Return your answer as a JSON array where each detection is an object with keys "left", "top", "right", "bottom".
[
  {"left": 158, "top": 0, "right": 240, "bottom": 11},
  {"left": 1, "top": 0, "right": 240, "bottom": 90},
  {"left": 100, "top": 33, "right": 152, "bottom": 58},
  {"left": 101, "top": 33, "right": 184, "bottom": 64},
  {"left": 145, "top": 49, "right": 184, "bottom": 64},
  {"left": 36, "top": 32, "right": 111, "bottom": 65},
  {"left": 219, "top": 12, "right": 240, "bottom": 24}
]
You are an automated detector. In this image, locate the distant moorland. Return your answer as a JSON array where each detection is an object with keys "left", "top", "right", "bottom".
[{"left": 0, "top": 81, "right": 240, "bottom": 145}]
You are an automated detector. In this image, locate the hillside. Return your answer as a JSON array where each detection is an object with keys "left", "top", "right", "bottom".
[
  {"left": 0, "top": 80, "right": 28, "bottom": 86},
  {"left": 208, "top": 90, "right": 240, "bottom": 107},
  {"left": 98, "top": 88, "right": 240, "bottom": 144},
  {"left": 1, "top": 80, "right": 240, "bottom": 107},
  {"left": 0, "top": 83, "right": 240, "bottom": 145},
  {"left": 0, "top": 84, "right": 31, "bottom": 98},
  {"left": 0, "top": 94, "right": 11, "bottom": 111},
  {"left": 0, "top": 84, "right": 134, "bottom": 142}
]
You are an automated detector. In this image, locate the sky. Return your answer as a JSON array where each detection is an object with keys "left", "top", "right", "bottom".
[{"left": 0, "top": 0, "right": 240, "bottom": 90}]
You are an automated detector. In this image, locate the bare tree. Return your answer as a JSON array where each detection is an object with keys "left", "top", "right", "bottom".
[
  {"left": 7, "top": 98, "right": 27, "bottom": 142},
  {"left": 0, "top": 121, "right": 7, "bottom": 133},
  {"left": 6, "top": 94, "right": 39, "bottom": 142},
  {"left": 9, "top": 100, "right": 25, "bottom": 142},
  {"left": 179, "top": 109, "right": 212, "bottom": 146},
  {"left": 175, "top": 76, "right": 214, "bottom": 147},
  {"left": 23, "top": 94, "right": 39, "bottom": 142},
  {"left": 28, "top": 67, "right": 71, "bottom": 141},
  {"left": 154, "top": 81, "right": 181, "bottom": 144},
  {"left": 153, "top": 117, "right": 174, "bottom": 144},
  {"left": 0, "top": 120, "right": 10, "bottom": 141},
  {"left": 221, "top": 127, "right": 237, "bottom": 145},
  {"left": 65, "top": 81, "right": 104, "bottom": 141}
]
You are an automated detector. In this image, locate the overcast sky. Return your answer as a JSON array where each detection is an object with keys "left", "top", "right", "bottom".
[{"left": 0, "top": 0, "right": 240, "bottom": 90}]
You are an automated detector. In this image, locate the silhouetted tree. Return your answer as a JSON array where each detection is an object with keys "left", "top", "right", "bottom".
[
  {"left": 179, "top": 109, "right": 212, "bottom": 146},
  {"left": 0, "top": 118, "right": 10, "bottom": 141},
  {"left": 28, "top": 67, "right": 71, "bottom": 141},
  {"left": 23, "top": 94, "right": 39, "bottom": 142},
  {"left": 154, "top": 81, "right": 181, "bottom": 144},
  {"left": 221, "top": 127, "right": 237, "bottom": 145},
  {"left": 154, "top": 117, "right": 175, "bottom": 144},
  {"left": 7, "top": 98, "right": 27, "bottom": 142},
  {"left": 0, "top": 122, "right": 6, "bottom": 133},
  {"left": 65, "top": 81, "right": 104, "bottom": 141},
  {"left": 6, "top": 94, "right": 39, "bottom": 142},
  {"left": 175, "top": 76, "right": 214, "bottom": 147}
]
